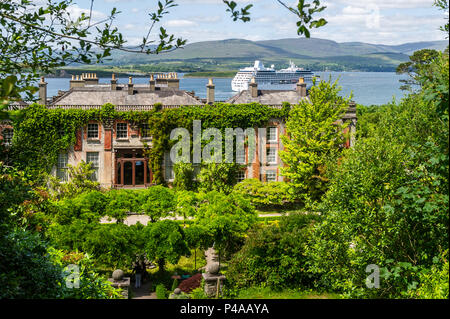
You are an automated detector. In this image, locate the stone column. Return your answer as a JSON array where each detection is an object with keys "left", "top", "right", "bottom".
[
  {"left": 206, "top": 78, "right": 215, "bottom": 104},
  {"left": 39, "top": 77, "right": 47, "bottom": 105},
  {"left": 249, "top": 77, "right": 258, "bottom": 98}
]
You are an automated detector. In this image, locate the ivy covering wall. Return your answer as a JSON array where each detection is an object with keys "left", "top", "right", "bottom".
[{"left": 5, "top": 103, "right": 289, "bottom": 184}]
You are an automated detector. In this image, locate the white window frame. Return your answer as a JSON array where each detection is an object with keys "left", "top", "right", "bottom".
[
  {"left": 86, "top": 152, "right": 99, "bottom": 181},
  {"left": 266, "top": 170, "right": 277, "bottom": 182},
  {"left": 267, "top": 126, "right": 277, "bottom": 143},
  {"left": 57, "top": 153, "right": 69, "bottom": 181},
  {"left": 267, "top": 147, "right": 277, "bottom": 164},
  {"left": 116, "top": 123, "right": 128, "bottom": 139},
  {"left": 87, "top": 123, "right": 99, "bottom": 139},
  {"left": 164, "top": 152, "right": 174, "bottom": 181}
]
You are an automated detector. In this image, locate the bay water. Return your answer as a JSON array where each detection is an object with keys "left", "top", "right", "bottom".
[{"left": 45, "top": 72, "right": 409, "bottom": 106}]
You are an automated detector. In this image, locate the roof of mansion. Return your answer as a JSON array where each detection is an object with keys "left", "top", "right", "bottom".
[
  {"left": 226, "top": 89, "right": 308, "bottom": 105},
  {"left": 50, "top": 84, "right": 204, "bottom": 106}
]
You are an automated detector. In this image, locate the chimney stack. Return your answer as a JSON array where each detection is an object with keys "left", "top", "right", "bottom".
[
  {"left": 166, "top": 72, "right": 180, "bottom": 89},
  {"left": 128, "top": 76, "right": 134, "bottom": 95},
  {"left": 296, "top": 77, "right": 307, "bottom": 97},
  {"left": 149, "top": 74, "right": 156, "bottom": 91},
  {"left": 249, "top": 76, "right": 258, "bottom": 98},
  {"left": 110, "top": 73, "right": 117, "bottom": 91},
  {"left": 70, "top": 74, "right": 85, "bottom": 89},
  {"left": 39, "top": 76, "right": 47, "bottom": 105},
  {"left": 83, "top": 73, "right": 99, "bottom": 85},
  {"left": 206, "top": 78, "right": 215, "bottom": 104},
  {"left": 156, "top": 73, "right": 167, "bottom": 86}
]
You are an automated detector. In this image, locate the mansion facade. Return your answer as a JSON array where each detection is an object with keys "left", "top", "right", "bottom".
[{"left": 0, "top": 73, "right": 357, "bottom": 188}]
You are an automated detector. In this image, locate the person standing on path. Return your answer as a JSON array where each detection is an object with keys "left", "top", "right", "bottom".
[{"left": 133, "top": 263, "right": 143, "bottom": 289}]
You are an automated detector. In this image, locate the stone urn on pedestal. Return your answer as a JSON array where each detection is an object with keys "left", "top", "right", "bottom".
[{"left": 108, "top": 269, "right": 131, "bottom": 299}]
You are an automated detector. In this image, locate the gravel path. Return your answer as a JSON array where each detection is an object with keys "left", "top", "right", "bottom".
[{"left": 100, "top": 213, "right": 283, "bottom": 225}]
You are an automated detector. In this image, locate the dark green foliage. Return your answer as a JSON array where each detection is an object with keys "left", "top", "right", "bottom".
[
  {"left": 144, "top": 220, "right": 190, "bottom": 273},
  {"left": 226, "top": 213, "right": 321, "bottom": 290},
  {"left": 0, "top": 229, "right": 64, "bottom": 299},
  {"left": 81, "top": 223, "right": 144, "bottom": 269},
  {"left": 396, "top": 49, "right": 440, "bottom": 91},
  {"left": 173, "top": 162, "right": 197, "bottom": 191}
]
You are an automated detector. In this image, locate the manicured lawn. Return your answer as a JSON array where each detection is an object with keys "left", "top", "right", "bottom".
[{"left": 234, "top": 287, "right": 340, "bottom": 299}]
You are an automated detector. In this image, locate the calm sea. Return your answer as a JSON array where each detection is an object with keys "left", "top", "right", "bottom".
[{"left": 45, "top": 72, "right": 409, "bottom": 106}]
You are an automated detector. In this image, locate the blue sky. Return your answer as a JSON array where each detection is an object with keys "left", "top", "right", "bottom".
[{"left": 70, "top": 0, "right": 448, "bottom": 45}]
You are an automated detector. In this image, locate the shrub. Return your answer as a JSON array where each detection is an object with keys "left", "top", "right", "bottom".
[
  {"left": 173, "top": 162, "right": 197, "bottom": 191},
  {"left": 197, "top": 163, "right": 240, "bottom": 194},
  {"left": 155, "top": 284, "right": 168, "bottom": 299},
  {"left": 226, "top": 213, "right": 321, "bottom": 290},
  {"left": 190, "top": 287, "right": 208, "bottom": 299},
  {"left": 232, "top": 179, "right": 298, "bottom": 208},
  {"left": 178, "top": 273, "right": 202, "bottom": 293},
  {"left": 408, "top": 250, "right": 449, "bottom": 299}
]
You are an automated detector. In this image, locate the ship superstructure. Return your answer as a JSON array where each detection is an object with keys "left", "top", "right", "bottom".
[{"left": 231, "top": 60, "right": 315, "bottom": 92}]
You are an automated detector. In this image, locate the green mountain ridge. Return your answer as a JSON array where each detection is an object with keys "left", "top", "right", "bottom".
[{"left": 69, "top": 37, "right": 449, "bottom": 73}]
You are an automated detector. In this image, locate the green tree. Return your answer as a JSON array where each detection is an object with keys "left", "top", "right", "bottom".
[
  {"left": 140, "top": 185, "right": 175, "bottom": 223},
  {"left": 175, "top": 190, "right": 199, "bottom": 226},
  {"left": 193, "top": 191, "right": 257, "bottom": 263},
  {"left": 308, "top": 53, "right": 449, "bottom": 297},
  {"left": 280, "top": 78, "right": 351, "bottom": 203},
  {"left": 143, "top": 220, "right": 190, "bottom": 273},
  {"left": 396, "top": 49, "right": 441, "bottom": 91},
  {"left": 197, "top": 163, "right": 240, "bottom": 194},
  {"left": 105, "top": 189, "right": 142, "bottom": 223},
  {"left": 184, "top": 225, "right": 212, "bottom": 270},
  {"left": 53, "top": 190, "right": 106, "bottom": 225},
  {"left": 81, "top": 223, "right": 144, "bottom": 269}
]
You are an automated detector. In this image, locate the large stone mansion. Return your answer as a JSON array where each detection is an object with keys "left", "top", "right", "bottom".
[{"left": 0, "top": 73, "right": 357, "bottom": 188}]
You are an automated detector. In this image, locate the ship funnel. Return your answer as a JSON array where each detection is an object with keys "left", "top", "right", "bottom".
[{"left": 254, "top": 60, "right": 264, "bottom": 70}]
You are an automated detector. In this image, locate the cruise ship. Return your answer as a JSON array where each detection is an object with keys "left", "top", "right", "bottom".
[{"left": 231, "top": 60, "right": 315, "bottom": 92}]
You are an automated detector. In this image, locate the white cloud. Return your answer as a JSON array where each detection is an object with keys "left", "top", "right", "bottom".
[{"left": 166, "top": 19, "right": 198, "bottom": 27}]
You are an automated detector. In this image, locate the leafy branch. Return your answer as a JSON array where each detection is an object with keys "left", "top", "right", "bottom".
[
  {"left": 276, "top": 0, "right": 327, "bottom": 37},
  {"left": 223, "top": 1, "right": 253, "bottom": 22}
]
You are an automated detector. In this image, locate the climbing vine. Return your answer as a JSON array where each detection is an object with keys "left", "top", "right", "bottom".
[{"left": 4, "top": 103, "right": 287, "bottom": 184}]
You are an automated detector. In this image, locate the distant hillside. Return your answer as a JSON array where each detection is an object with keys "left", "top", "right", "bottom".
[{"left": 68, "top": 38, "right": 449, "bottom": 73}]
